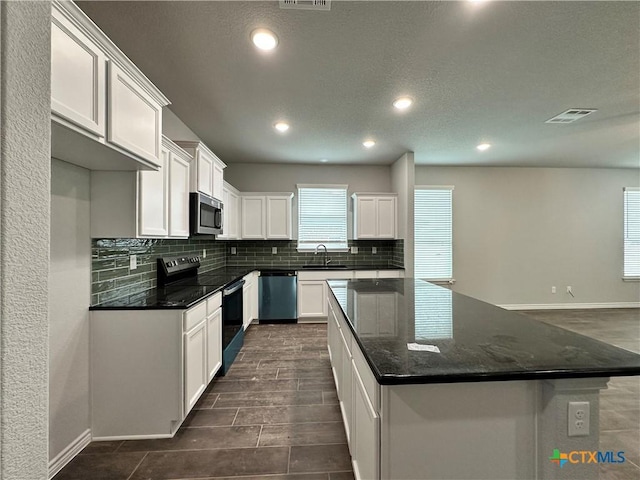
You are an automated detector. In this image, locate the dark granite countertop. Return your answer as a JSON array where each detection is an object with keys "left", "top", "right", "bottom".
[
  {"left": 327, "top": 278, "right": 640, "bottom": 385},
  {"left": 90, "top": 265, "right": 404, "bottom": 310}
]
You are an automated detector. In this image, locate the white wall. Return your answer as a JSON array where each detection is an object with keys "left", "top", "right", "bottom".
[
  {"left": 162, "top": 107, "right": 201, "bottom": 142},
  {"left": 392, "top": 152, "right": 415, "bottom": 275},
  {"left": 49, "top": 160, "right": 91, "bottom": 462},
  {"left": 415, "top": 166, "right": 640, "bottom": 306},
  {"left": 0, "top": 2, "right": 51, "bottom": 478},
  {"left": 225, "top": 162, "right": 393, "bottom": 239}
]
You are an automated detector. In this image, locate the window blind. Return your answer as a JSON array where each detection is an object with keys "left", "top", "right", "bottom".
[
  {"left": 297, "top": 186, "right": 348, "bottom": 250},
  {"left": 414, "top": 282, "right": 453, "bottom": 341},
  {"left": 414, "top": 187, "right": 453, "bottom": 281},
  {"left": 624, "top": 187, "right": 640, "bottom": 277}
]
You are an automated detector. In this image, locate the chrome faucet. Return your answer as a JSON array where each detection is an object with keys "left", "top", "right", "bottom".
[{"left": 315, "top": 243, "right": 331, "bottom": 266}]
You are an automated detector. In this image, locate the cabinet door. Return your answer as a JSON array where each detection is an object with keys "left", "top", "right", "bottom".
[
  {"left": 51, "top": 10, "right": 106, "bottom": 137},
  {"left": 212, "top": 161, "right": 224, "bottom": 201},
  {"left": 352, "top": 364, "right": 380, "bottom": 480},
  {"left": 242, "top": 283, "right": 252, "bottom": 329},
  {"left": 356, "top": 197, "right": 377, "bottom": 239},
  {"left": 184, "top": 320, "right": 207, "bottom": 415},
  {"left": 250, "top": 273, "right": 259, "bottom": 323},
  {"left": 228, "top": 191, "right": 240, "bottom": 239},
  {"left": 169, "top": 152, "right": 190, "bottom": 237},
  {"left": 241, "top": 196, "right": 266, "bottom": 239},
  {"left": 108, "top": 62, "right": 162, "bottom": 166},
  {"left": 196, "top": 151, "right": 214, "bottom": 197},
  {"left": 339, "top": 328, "right": 353, "bottom": 446},
  {"left": 298, "top": 281, "right": 328, "bottom": 318},
  {"left": 376, "top": 197, "right": 396, "bottom": 239},
  {"left": 206, "top": 308, "right": 222, "bottom": 382},
  {"left": 266, "top": 196, "right": 292, "bottom": 239},
  {"left": 138, "top": 146, "right": 169, "bottom": 237}
]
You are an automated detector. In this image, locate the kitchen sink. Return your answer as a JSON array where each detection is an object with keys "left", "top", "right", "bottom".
[{"left": 301, "top": 264, "right": 349, "bottom": 269}]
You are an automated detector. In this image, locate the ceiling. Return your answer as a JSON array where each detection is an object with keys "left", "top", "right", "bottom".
[{"left": 76, "top": 1, "right": 640, "bottom": 168}]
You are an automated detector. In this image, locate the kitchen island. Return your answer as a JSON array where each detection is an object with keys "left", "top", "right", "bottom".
[{"left": 326, "top": 278, "right": 640, "bottom": 480}]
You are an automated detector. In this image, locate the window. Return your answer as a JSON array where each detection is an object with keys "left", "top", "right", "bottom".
[
  {"left": 414, "top": 186, "right": 453, "bottom": 281},
  {"left": 297, "top": 185, "right": 348, "bottom": 251},
  {"left": 624, "top": 187, "right": 640, "bottom": 278}
]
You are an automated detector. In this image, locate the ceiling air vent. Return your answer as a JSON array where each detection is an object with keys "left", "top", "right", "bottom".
[
  {"left": 279, "top": 0, "right": 331, "bottom": 11},
  {"left": 545, "top": 109, "right": 597, "bottom": 124}
]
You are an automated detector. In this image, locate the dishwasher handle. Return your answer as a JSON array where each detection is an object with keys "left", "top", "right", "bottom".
[{"left": 223, "top": 279, "right": 245, "bottom": 296}]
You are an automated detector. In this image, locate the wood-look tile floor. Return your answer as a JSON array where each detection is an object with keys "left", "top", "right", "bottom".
[
  {"left": 522, "top": 309, "right": 640, "bottom": 480},
  {"left": 54, "top": 323, "right": 354, "bottom": 480},
  {"left": 55, "top": 311, "right": 639, "bottom": 480}
]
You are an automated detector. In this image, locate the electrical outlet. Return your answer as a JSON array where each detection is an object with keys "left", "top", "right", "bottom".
[
  {"left": 351, "top": 246, "right": 358, "bottom": 254},
  {"left": 372, "top": 246, "right": 377, "bottom": 254},
  {"left": 231, "top": 247, "right": 237, "bottom": 255},
  {"left": 129, "top": 255, "right": 137, "bottom": 270},
  {"left": 551, "top": 286, "right": 556, "bottom": 294},
  {"left": 568, "top": 401, "right": 590, "bottom": 436},
  {"left": 272, "top": 247, "right": 277, "bottom": 254},
  {"left": 202, "top": 249, "right": 206, "bottom": 258}
]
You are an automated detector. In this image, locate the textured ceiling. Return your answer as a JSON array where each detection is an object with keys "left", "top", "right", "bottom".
[{"left": 77, "top": 1, "right": 640, "bottom": 168}]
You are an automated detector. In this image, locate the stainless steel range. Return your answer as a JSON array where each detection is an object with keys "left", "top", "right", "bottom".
[{"left": 158, "top": 255, "right": 244, "bottom": 374}]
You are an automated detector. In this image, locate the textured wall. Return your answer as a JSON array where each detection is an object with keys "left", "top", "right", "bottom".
[
  {"left": 0, "top": 2, "right": 51, "bottom": 478},
  {"left": 49, "top": 160, "right": 91, "bottom": 461},
  {"left": 415, "top": 166, "right": 640, "bottom": 305}
]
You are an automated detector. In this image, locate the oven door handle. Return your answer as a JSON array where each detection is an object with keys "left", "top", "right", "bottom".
[{"left": 223, "top": 279, "right": 245, "bottom": 296}]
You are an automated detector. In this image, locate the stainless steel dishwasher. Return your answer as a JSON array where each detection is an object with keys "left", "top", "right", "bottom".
[{"left": 259, "top": 270, "right": 297, "bottom": 323}]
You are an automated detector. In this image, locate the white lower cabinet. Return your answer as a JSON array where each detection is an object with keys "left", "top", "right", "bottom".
[
  {"left": 328, "top": 294, "right": 380, "bottom": 480},
  {"left": 184, "top": 318, "right": 207, "bottom": 415},
  {"left": 351, "top": 365, "right": 380, "bottom": 480},
  {"left": 206, "top": 296, "right": 223, "bottom": 383},
  {"left": 242, "top": 272, "right": 259, "bottom": 329},
  {"left": 298, "top": 281, "right": 328, "bottom": 319},
  {"left": 91, "top": 292, "right": 222, "bottom": 439}
]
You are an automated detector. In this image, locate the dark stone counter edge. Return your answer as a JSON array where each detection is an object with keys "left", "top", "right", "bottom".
[
  {"left": 327, "top": 286, "right": 640, "bottom": 386},
  {"left": 90, "top": 265, "right": 405, "bottom": 310},
  {"left": 376, "top": 367, "right": 640, "bottom": 386}
]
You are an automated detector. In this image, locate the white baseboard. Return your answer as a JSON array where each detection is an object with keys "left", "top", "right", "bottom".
[
  {"left": 91, "top": 432, "right": 175, "bottom": 441},
  {"left": 499, "top": 302, "right": 640, "bottom": 311},
  {"left": 48, "top": 428, "right": 91, "bottom": 479}
]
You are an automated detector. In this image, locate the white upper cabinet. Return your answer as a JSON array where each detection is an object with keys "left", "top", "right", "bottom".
[
  {"left": 167, "top": 141, "right": 191, "bottom": 238},
  {"left": 266, "top": 196, "right": 293, "bottom": 239},
  {"left": 107, "top": 62, "right": 162, "bottom": 166},
  {"left": 241, "top": 196, "right": 267, "bottom": 239},
  {"left": 352, "top": 193, "right": 397, "bottom": 239},
  {"left": 91, "top": 136, "right": 192, "bottom": 239},
  {"left": 218, "top": 182, "right": 240, "bottom": 240},
  {"left": 174, "top": 141, "right": 226, "bottom": 200},
  {"left": 241, "top": 193, "right": 293, "bottom": 240},
  {"left": 51, "top": 0, "right": 169, "bottom": 171},
  {"left": 138, "top": 146, "right": 169, "bottom": 237},
  {"left": 51, "top": 6, "right": 106, "bottom": 137}
]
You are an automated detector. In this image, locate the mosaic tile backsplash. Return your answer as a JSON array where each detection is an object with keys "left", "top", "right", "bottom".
[{"left": 91, "top": 238, "right": 404, "bottom": 305}]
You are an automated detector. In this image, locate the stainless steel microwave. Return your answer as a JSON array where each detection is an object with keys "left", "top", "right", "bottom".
[{"left": 190, "top": 192, "right": 223, "bottom": 235}]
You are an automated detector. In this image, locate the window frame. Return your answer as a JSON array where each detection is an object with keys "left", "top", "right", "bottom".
[
  {"left": 414, "top": 185, "right": 454, "bottom": 283},
  {"left": 296, "top": 184, "right": 349, "bottom": 252}
]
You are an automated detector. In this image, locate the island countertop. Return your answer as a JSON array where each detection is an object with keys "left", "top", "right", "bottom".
[{"left": 327, "top": 278, "right": 640, "bottom": 385}]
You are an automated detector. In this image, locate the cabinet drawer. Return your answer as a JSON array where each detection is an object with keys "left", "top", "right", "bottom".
[
  {"left": 184, "top": 301, "right": 207, "bottom": 331},
  {"left": 207, "top": 292, "right": 222, "bottom": 316},
  {"left": 297, "top": 270, "right": 354, "bottom": 281}
]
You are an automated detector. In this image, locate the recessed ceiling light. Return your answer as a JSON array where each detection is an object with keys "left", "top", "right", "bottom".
[
  {"left": 320, "top": 158, "right": 328, "bottom": 163},
  {"left": 476, "top": 143, "right": 491, "bottom": 151},
  {"left": 363, "top": 140, "right": 376, "bottom": 148},
  {"left": 274, "top": 122, "right": 290, "bottom": 133},
  {"left": 393, "top": 96, "right": 413, "bottom": 110},
  {"left": 251, "top": 28, "right": 278, "bottom": 51}
]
